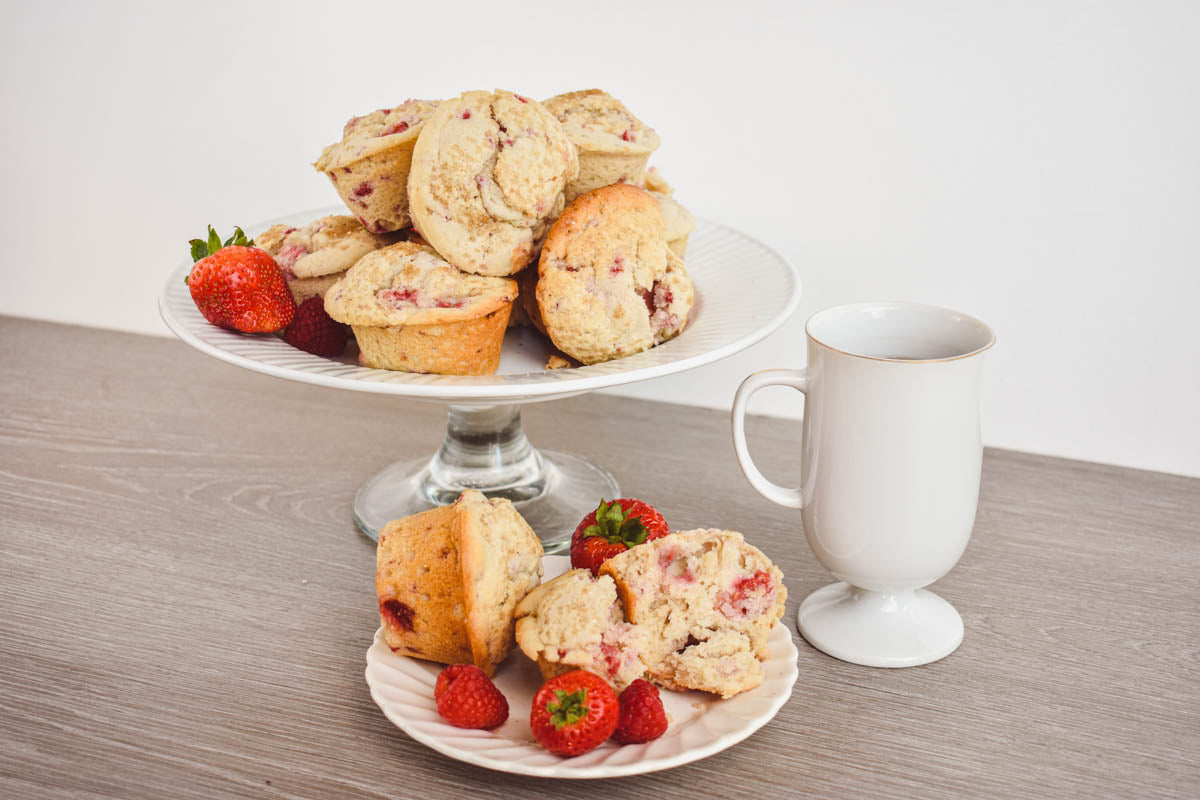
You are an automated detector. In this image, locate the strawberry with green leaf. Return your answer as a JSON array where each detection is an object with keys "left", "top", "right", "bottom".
[
  {"left": 529, "top": 670, "right": 619, "bottom": 757},
  {"left": 186, "top": 225, "right": 295, "bottom": 333},
  {"left": 570, "top": 498, "right": 670, "bottom": 576}
]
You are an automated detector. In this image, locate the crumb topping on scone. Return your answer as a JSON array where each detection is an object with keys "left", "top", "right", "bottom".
[
  {"left": 324, "top": 241, "right": 516, "bottom": 326},
  {"left": 314, "top": 99, "right": 441, "bottom": 171},
  {"left": 543, "top": 90, "right": 660, "bottom": 154},
  {"left": 256, "top": 215, "right": 396, "bottom": 279},
  {"left": 407, "top": 89, "right": 579, "bottom": 276},
  {"left": 536, "top": 183, "right": 694, "bottom": 364}
]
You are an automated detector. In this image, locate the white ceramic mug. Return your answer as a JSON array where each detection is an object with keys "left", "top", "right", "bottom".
[{"left": 731, "top": 301, "right": 994, "bottom": 667}]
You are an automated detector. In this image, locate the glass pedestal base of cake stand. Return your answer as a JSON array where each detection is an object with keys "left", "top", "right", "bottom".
[{"left": 353, "top": 403, "right": 618, "bottom": 553}]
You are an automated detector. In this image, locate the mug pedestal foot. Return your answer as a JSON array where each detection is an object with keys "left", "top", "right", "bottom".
[{"left": 796, "top": 582, "right": 963, "bottom": 668}]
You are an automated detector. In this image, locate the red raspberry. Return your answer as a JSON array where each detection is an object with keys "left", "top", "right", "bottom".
[
  {"left": 613, "top": 679, "right": 668, "bottom": 744},
  {"left": 434, "top": 664, "right": 509, "bottom": 730},
  {"left": 281, "top": 297, "right": 350, "bottom": 357}
]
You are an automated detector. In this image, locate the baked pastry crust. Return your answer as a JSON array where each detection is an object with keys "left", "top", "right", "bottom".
[
  {"left": 324, "top": 241, "right": 517, "bottom": 375},
  {"left": 544, "top": 89, "right": 660, "bottom": 203},
  {"left": 324, "top": 242, "right": 517, "bottom": 326},
  {"left": 535, "top": 183, "right": 693, "bottom": 364},
  {"left": 407, "top": 89, "right": 579, "bottom": 276},
  {"left": 375, "top": 490, "right": 543, "bottom": 676},
  {"left": 256, "top": 215, "right": 396, "bottom": 279},
  {"left": 314, "top": 99, "right": 441, "bottom": 233}
]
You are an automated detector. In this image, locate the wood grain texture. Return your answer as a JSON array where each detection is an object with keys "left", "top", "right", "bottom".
[{"left": 0, "top": 315, "right": 1196, "bottom": 799}]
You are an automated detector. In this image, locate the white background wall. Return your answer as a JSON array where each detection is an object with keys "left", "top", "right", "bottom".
[{"left": 2, "top": 1, "right": 1197, "bottom": 476}]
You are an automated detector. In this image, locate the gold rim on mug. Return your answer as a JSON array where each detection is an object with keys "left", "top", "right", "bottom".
[{"left": 804, "top": 300, "right": 996, "bottom": 364}]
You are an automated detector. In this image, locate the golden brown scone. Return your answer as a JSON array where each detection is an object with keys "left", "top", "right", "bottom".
[
  {"left": 314, "top": 99, "right": 440, "bottom": 233},
  {"left": 535, "top": 184, "right": 693, "bottom": 365},
  {"left": 324, "top": 241, "right": 517, "bottom": 375},
  {"left": 407, "top": 89, "right": 578, "bottom": 276},
  {"left": 544, "top": 89, "right": 660, "bottom": 203},
  {"left": 375, "top": 490, "right": 543, "bottom": 676}
]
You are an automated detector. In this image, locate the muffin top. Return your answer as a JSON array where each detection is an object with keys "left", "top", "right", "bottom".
[
  {"left": 324, "top": 241, "right": 517, "bottom": 326},
  {"left": 543, "top": 90, "right": 660, "bottom": 155},
  {"left": 536, "top": 183, "right": 694, "bottom": 364},
  {"left": 314, "top": 99, "right": 441, "bottom": 171},
  {"left": 406, "top": 89, "right": 579, "bottom": 276},
  {"left": 255, "top": 215, "right": 396, "bottom": 279}
]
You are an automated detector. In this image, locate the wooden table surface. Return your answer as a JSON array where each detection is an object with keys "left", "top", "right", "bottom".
[{"left": 1, "top": 316, "right": 1197, "bottom": 799}]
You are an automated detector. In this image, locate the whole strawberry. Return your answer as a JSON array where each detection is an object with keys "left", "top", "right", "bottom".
[
  {"left": 530, "top": 670, "right": 619, "bottom": 757},
  {"left": 434, "top": 664, "right": 509, "bottom": 730},
  {"left": 570, "top": 498, "right": 670, "bottom": 576},
  {"left": 186, "top": 225, "right": 295, "bottom": 332},
  {"left": 613, "top": 679, "right": 668, "bottom": 744},
  {"left": 283, "top": 297, "right": 350, "bottom": 356}
]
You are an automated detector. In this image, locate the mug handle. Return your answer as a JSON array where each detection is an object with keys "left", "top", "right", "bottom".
[{"left": 731, "top": 369, "right": 809, "bottom": 509}]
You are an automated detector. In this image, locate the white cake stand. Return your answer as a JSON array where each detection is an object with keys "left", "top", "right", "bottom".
[{"left": 159, "top": 207, "right": 801, "bottom": 551}]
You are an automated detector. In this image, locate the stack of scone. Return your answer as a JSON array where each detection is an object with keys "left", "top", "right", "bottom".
[{"left": 261, "top": 88, "right": 698, "bottom": 375}]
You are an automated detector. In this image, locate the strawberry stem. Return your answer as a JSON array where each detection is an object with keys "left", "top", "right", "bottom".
[
  {"left": 546, "top": 688, "right": 589, "bottom": 729},
  {"left": 582, "top": 499, "right": 648, "bottom": 547},
  {"left": 189, "top": 225, "right": 254, "bottom": 263}
]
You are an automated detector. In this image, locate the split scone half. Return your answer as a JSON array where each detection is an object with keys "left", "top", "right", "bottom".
[
  {"left": 515, "top": 529, "right": 785, "bottom": 698},
  {"left": 602, "top": 528, "right": 786, "bottom": 698},
  {"left": 514, "top": 569, "right": 649, "bottom": 690},
  {"left": 375, "top": 490, "right": 544, "bottom": 676}
]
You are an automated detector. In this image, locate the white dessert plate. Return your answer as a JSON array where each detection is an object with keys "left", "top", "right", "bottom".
[
  {"left": 159, "top": 206, "right": 801, "bottom": 404},
  {"left": 364, "top": 555, "right": 800, "bottom": 779}
]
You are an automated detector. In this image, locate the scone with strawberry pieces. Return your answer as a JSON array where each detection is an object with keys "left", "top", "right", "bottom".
[
  {"left": 314, "top": 99, "right": 441, "bottom": 233},
  {"left": 407, "top": 89, "right": 579, "bottom": 277},
  {"left": 600, "top": 529, "right": 786, "bottom": 698},
  {"left": 376, "top": 489, "right": 543, "bottom": 676},
  {"left": 543, "top": 89, "right": 660, "bottom": 203},
  {"left": 515, "top": 528, "right": 786, "bottom": 699},
  {"left": 324, "top": 241, "right": 517, "bottom": 375},
  {"left": 514, "top": 569, "right": 649, "bottom": 690},
  {"left": 256, "top": 215, "right": 397, "bottom": 305},
  {"left": 535, "top": 183, "right": 694, "bottom": 365}
]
